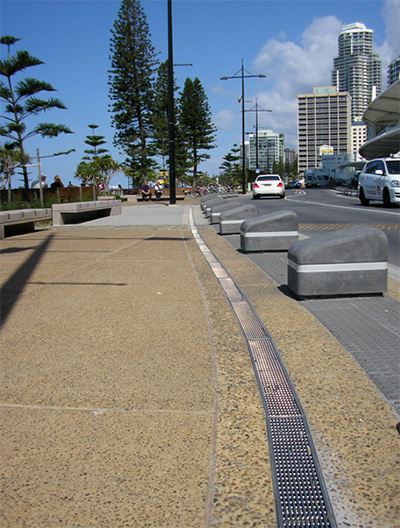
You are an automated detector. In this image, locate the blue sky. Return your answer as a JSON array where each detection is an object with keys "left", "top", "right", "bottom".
[{"left": 1, "top": 0, "right": 399, "bottom": 188}]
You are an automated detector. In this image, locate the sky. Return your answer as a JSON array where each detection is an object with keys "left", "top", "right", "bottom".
[{"left": 1, "top": 0, "right": 399, "bottom": 188}]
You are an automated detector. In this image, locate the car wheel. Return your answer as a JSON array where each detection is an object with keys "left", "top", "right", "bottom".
[
  {"left": 359, "top": 187, "right": 370, "bottom": 206},
  {"left": 280, "top": 193, "right": 285, "bottom": 199},
  {"left": 253, "top": 194, "right": 260, "bottom": 199},
  {"left": 383, "top": 187, "right": 392, "bottom": 207}
]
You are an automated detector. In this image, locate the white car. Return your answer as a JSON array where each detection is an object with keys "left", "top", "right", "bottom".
[
  {"left": 252, "top": 174, "right": 285, "bottom": 199},
  {"left": 358, "top": 156, "right": 400, "bottom": 207}
]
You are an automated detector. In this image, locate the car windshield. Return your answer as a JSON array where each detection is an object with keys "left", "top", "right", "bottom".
[
  {"left": 257, "top": 176, "right": 280, "bottom": 181},
  {"left": 386, "top": 160, "right": 400, "bottom": 175}
]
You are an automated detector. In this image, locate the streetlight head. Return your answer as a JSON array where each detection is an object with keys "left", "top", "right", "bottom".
[
  {"left": 258, "top": 74, "right": 266, "bottom": 78},
  {"left": 220, "top": 76, "right": 228, "bottom": 80}
]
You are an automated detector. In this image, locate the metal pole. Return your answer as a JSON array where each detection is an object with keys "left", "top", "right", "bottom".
[
  {"left": 167, "top": 0, "right": 176, "bottom": 205},
  {"left": 241, "top": 59, "right": 246, "bottom": 194},
  {"left": 36, "top": 148, "right": 43, "bottom": 207},
  {"left": 255, "top": 100, "right": 259, "bottom": 172}
]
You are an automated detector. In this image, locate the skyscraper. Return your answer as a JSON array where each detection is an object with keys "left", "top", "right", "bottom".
[
  {"left": 332, "top": 22, "right": 382, "bottom": 122},
  {"left": 387, "top": 56, "right": 400, "bottom": 86},
  {"left": 297, "top": 87, "right": 351, "bottom": 172}
]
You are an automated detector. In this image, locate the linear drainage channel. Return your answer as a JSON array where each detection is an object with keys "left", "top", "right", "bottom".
[{"left": 189, "top": 210, "right": 337, "bottom": 528}]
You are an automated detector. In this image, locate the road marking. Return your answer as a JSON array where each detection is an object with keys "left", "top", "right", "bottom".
[{"left": 285, "top": 197, "right": 400, "bottom": 217}]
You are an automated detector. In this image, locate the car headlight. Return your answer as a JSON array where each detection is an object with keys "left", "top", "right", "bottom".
[{"left": 390, "top": 180, "right": 400, "bottom": 187}]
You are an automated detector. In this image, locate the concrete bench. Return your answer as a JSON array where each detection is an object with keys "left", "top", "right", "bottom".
[
  {"left": 0, "top": 208, "right": 52, "bottom": 239},
  {"left": 202, "top": 194, "right": 238, "bottom": 213},
  {"left": 219, "top": 205, "right": 259, "bottom": 235},
  {"left": 240, "top": 211, "right": 298, "bottom": 252},
  {"left": 204, "top": 198, "right": 224, "bottom": 217},
  {"left": 209, "top": 201, "right": 238, "bottom": 224},
  {"left": 287, "top": 225, "right": 388, "bottom": 297},
  {"left": 52, "top": 200, "right": 122, "bottom": 226}
]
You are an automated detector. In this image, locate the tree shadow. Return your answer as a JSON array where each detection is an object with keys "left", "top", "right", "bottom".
[{"left": 1, "top": 234, "right": 54, "bottom": 327}]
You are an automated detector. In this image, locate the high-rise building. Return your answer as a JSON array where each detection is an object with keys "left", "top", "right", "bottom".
[
  {"left": 248, "top": 130, "right": 284, "bottom": 173},
  {"left": 297, "top": 87, "right": 352, "bottom": 173},
  {"left": 332, "top": 22, "right": 381, "bottom": 122},
  {"left": 284, "top": 147, "right": 297, "bottom": 164},
  {"left": 387, "top": 56, "right": 400, "bottom": 86}
]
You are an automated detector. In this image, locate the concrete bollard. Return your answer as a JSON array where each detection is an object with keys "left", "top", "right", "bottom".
[
  {"left": 219, "top": 205, "right": 259, "bottom": 235},
  {"left": 240, "top": 211, "right": 298, "bottom": 252},
  {"left": 287, "top": 225, "right": 388, "bottom": 297},
  {"left": 205, "top": 198, "right": 223, "bottom": 217},
  {"left": 210, "top": 201, "right": 238, "bottom": 224}
]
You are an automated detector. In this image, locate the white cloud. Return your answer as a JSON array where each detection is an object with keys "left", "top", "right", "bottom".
[
  {"left": 249, "top": 16, "right": 343, "bottom": 148},
  {"left": 253, "top": 16, "right": 342, "bottom": 96},
  {"left": 381, "top": 0, "right": 400, "bottom": 57},
  {"left": 375, "top": 0, "right": 400, "bottom": 83},
  {"left": 214, "top": 109, "right": 236, "bottom": 131}
]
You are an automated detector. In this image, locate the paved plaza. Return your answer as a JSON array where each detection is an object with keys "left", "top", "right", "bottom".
[{"left": 1, "top": 200, "right": 399, "bottom": 527}]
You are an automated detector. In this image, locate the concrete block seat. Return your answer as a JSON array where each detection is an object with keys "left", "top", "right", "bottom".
[
  {"left": 219, "top": 205, "right": 259, "bottom": 235},
  {"left": 204, "top": 198, "right": 224, "bottom": 217},
  {"left": 209, "top": 201, "right": 239, "bottom": 224},
  {"left": 52, "top": 200, "right": 122, "bottom": 226},
  {"left": 287, "top": 225, "right": 388, "bottom": 297},
  {"left": 0, "top": 208, "right": 52, "bottom": 239},
  {"left": 240, "top": 210, "right": 299, "bottom": 252},
  {"left": 201, "top": 195, "right": 220, "bottom": 212},
  {"left": 202, "top": 194, "right": 238, "bottom": 213}
]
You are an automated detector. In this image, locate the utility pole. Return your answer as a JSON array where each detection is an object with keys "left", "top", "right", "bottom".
[{"left": 221, "top": 60, "right": 266, "bottom": 194}]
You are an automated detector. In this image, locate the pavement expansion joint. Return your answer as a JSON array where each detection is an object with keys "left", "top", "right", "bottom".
[{"left": 1, "top": 403, "right": 214, "bottom": 416}]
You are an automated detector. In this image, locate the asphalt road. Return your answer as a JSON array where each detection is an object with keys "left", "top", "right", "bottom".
[{"left": 234, "top": 187, "right": 400, "bottom": 268}]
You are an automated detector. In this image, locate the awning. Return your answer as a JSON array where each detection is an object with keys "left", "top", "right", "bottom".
[
  {"left": 360, "top": 80, "right": 400, "bottom": 159},
  {"left": 359, "top": 125, "right": 400, "bottom": 160},
  {"left": 363, "top": 81, "right": 400, "bottom": 125}
]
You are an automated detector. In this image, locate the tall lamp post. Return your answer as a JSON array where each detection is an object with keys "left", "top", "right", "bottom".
[
  {"left": 167, "top": 0, "right": 176, "bottom": 205},
  {"left": 221, "top": 60, "right": 265, "bottom": 194}
]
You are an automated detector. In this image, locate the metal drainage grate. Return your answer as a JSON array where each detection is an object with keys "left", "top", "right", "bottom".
[{"left": 189, "top": 209, "right": 337, "bottom": 528}]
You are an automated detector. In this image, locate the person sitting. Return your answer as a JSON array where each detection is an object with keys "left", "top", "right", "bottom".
[
  {"left": 153, "top": 180, "right": 163, "bottom": 200},
  {"left": 50, "top": 175, "right": 64, "bottom": 189},
  {"left": 32, "top": 175, "right": 48, "bottom": 189},
  {"left": 141, "top": 180, "right": 151, "bottom": 201}
]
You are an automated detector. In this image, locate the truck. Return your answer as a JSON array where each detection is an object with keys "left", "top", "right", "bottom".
[{"left": 304, "top": 169, "right": 330, "bottom": 188}]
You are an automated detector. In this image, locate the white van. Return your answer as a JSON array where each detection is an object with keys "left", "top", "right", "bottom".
[{"left": 358, "top": 156, "right": 400, "bottom": 206}]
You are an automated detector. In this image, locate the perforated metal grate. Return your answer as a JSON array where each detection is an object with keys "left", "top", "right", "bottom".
[{"left": 189, "top": 210, "right": 337, "bottom": 527}]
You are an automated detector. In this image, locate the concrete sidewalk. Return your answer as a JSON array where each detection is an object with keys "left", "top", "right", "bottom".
[{"left": 1, "top": 201, "right": 399, "bottom": 527}]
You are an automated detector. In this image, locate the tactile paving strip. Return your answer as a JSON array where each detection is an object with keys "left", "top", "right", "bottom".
[{"left": 190, "top": 209, "right": 337, "bottom": 527}]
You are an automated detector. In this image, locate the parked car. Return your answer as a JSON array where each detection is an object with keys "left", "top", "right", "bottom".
[
  {"left": 252, "top": 174, "right": 285, "bottom": 199},
  {"left": 358, "top": 156, "right": 400, "bottom": 206}
]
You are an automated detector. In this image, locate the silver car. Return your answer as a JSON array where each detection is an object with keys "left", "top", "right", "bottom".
[{"left": 252, "top": 174, "right": 285, "bottom": 199}]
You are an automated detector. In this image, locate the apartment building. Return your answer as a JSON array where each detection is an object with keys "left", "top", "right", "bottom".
[
  {"left": 332, "top": 22, "right": 381, "bottom": 122},
  {"left": 297, "top": 87, "right": 352, "bottom": 173}
]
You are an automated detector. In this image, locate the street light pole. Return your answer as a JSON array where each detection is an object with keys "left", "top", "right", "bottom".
[
  {"left": 167, "top": 0, "right": 176, "bottom": 205},
  {"left": 221, "top": 60, "right": 266, "bottom": 194}
]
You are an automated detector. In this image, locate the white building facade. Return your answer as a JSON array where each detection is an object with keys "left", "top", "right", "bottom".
[{"left": 248, "top": 129, "right": 284, "bottom": 173}]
